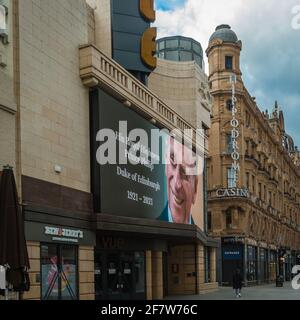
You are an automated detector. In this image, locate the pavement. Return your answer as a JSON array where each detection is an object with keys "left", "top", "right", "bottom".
[{"left": 165, "top": 283, "right": 300, "bottom": 300}]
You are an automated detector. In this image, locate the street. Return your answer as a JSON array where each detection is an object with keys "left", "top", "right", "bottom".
[{"left": 165, "top": 283, "right": 300, "bottom": 300}]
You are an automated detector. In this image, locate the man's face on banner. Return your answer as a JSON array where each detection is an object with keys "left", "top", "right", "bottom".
[{"left": 165, "top": 137, "right": 198, "bottom": 224}]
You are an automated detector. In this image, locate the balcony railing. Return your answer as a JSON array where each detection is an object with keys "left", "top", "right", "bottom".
[{"left": 79, "top": 44, "right": 209, "bottom": 154}]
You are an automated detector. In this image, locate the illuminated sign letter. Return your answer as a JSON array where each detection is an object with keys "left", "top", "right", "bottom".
[
  {"left": 231, "top": 151, "right": 240, "bottom": 161},
  {"left": 216, "top": 189, "right": 224, "bottom": 197},
  {"left": 141, "top": 27, "right": 157, "bottom": 69},
  {"left": 231, "top": 129, "right": 239, "bottom": 139},
  {"left": 140, "top": 0, "right": 155, "bottom": 22}
]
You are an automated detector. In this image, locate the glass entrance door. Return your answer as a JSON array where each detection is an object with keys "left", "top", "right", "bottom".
[
  {"left": 107, "top": 253, "right": 122, "bottom": 299},
  {"left": 94, "top": 251, "right": 145, "bottom": 300},
  {"left": 41, "top": 244, "right": 78, "bottom": 300},
  {"left": 118, "top": 253, "right": 134, "bottom": 300}
]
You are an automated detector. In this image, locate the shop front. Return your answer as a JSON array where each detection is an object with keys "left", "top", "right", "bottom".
[
  {"left": 221, "top": 237, "right": 244, "bottom": 285},
  {"left": 95, "top": 250, "right": 146, "bottom": 300},
  {"left": 41, "top": 243, "right": 78, "bottom": 300},
  {"left": 24, "top": 218, "right": 96, "bottom": 300},
  {"left": 94, "top": 234, "right": 167, "bottom": 300},
  {"left": 92, "top": 211, "right": 219, "bottom": 299},
  {"left": 219, "top": 237, "right": 282, "bottom": 286}
]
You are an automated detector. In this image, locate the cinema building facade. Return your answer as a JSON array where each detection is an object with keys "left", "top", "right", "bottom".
[
  {"left": 0, "top": 0, "right": 218, "bottom": 300},
  {"left": 206, "top": 25, "right": 300, "bottom": 285}
]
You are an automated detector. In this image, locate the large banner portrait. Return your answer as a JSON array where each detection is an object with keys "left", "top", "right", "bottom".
[{"left": 90, "top": 89, "right": 204, "bottom": 228}]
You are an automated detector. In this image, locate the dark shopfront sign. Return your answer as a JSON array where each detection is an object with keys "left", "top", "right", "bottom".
[
  {"left": 44, "top": 226, "right": 83, "bottom": 243},
  {"left": 25, "top": 222, "right": 96, "bottom": 246},
  {"left": 97, "top": 235, "right": 167, "bottom": 252},
  {"left": 222, "top": 243, "right": 244, "bottom": 284},
  {"left": 223, "top": 249, "right": 242, "bottom": 260}
]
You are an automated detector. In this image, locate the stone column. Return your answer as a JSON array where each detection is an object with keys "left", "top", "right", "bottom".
[
  {"left": 152, "top": 251, "right": 163, "bottom": 299},
  {"left": 210, "top": 247, "right": 217, "bottom": 283},
  {"left": 79, "top": 246, "right": 95, "bottom": 300},
  {"left": 146, "top": 251, "right": 152, "bottom": 300},
  {"left": 196, "top": 244, "right": 205, "bottom": 294}
]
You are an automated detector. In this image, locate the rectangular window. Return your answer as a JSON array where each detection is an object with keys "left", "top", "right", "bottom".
[
  {"left": 41, "top": 244, "right": 78, "bottom": 300},
  {"left": 179, "top": 51, "right": 192, "bottom": 61},
  {"left": 179, "top": 39, "right": 192, "bottom": 50},
  {"left": 225, "top": 56, "right": 233, "bottom": 70},
  {"left": 158, "top": 41, "right": 165, "bottom": 50},
  {"left": 252, "top": 175, "right": 255, "bottom": 194},
  {"left": 194, "top": 54, "right": 202, "bottom": 68},
  {"left": 226, "top": 134, "right": 234, "bottom": 154},
  {"left": 269, "top": 191, "right": 272, "bottom": 206},
  {"left": 193, "top": 41, "right": 201, "bottom": 53},
  {"left": 258, "top": 183, "right": 262, "bottom": 199},
  {"left": 227, "top": 168, "right": 236, "bottom": 188},
  {"left": 246, "top": 173, "right": 249, "bottom": 189},
  {"left": 166, "top": 39, "right": 179, "bottom": 48},
  {"left": 245, "top": 140, "right": 249, "bottom": 156},
  {"left": 246, "top": 111, "right": 250, "bottom": 127},
  {"left": 207, "top": 212, "right": 212, "bottom": 231},
  {"left": 165, "top": 50, "right": 179, "bottom": 61},
  {"left": 204, "top": 247, "right": 211, "bottom": 283}
]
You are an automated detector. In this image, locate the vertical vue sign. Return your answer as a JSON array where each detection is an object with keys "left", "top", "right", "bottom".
[{"left": 230, "top": 75, "right": 239, "bottom": 187}]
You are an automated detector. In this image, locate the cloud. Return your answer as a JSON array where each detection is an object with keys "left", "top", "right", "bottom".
[{"left": 155, "top": 0, "right": 300, "bottom": 146}]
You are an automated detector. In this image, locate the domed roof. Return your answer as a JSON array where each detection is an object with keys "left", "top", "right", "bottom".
[{"left": 209, "top": 24, "right": 238, "bottom": 43}]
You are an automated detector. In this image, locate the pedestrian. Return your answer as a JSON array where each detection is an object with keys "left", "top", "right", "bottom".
[{"left": 232, "top": 268, "right": 243, "bottom": 298}]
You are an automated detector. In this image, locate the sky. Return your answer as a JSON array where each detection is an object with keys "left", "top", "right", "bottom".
[{"left": 154, "top": 0, "right": 300, "bottom": 147}]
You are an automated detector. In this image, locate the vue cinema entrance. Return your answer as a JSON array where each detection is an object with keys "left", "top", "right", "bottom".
[{"left": 94, "top": 250, "right": 146, "bottom": 300}]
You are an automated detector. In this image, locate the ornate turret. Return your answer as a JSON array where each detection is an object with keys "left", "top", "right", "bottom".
[{"left": 206, "top": 25, "right": 243, "bottom": 93}]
